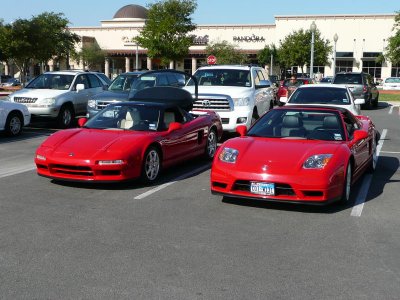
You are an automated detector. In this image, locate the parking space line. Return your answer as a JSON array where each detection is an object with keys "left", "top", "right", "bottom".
[
  {"left": 350, "top": 129, "right": 387, "bottom": 217},
  {"left": 134, "top": 164, "right": 211, "bottom": 200},
  {"left": 0, "top": 164, "right": 36, "bottom": 179}
]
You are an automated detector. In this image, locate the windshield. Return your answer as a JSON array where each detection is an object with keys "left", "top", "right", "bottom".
[
  {"left": 85, "top": 104, "right": 161, "bottom": 131},
  {"left": 385, "top": 77, "right": 400, "bottom": 83},
  {"left": 333, "top": 74, "right": 362, "bottom": 84},
  {"left": 25, "top": 74, "right": 75, "bottom": 90},
  {"left": 248, "top": 109, "right": 345, "bottom": 141},
  {"left": 289, "top": 87, "right": 350, "bottom": 105},
  {"left": 187, "top": 69, "right": 251, "bottom": 87},
  {"left": 109, "top": 74, "right": 139, "bottom": 92}
]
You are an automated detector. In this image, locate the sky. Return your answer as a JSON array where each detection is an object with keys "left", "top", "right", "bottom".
[{"left": 1, "top": 0, "right": 399, "bottom": 26}]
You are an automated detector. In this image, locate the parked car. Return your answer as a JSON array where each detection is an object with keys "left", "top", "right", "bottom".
[
  {"left": 277, "top": 77, "right": 313, "bottom": 104},
  {"left": 0, "top": 75, "right": 12, "bottom": 84},
  {"left": 0, "top": 98, "right": 31, "bottom": 136},
  {"left": 184, "top": 65, "right": 275, "bottom": 132},
  {"left": 35, "top": 81, "right": 223, "bottom": 183},
  {"left": 382, "top": 77, "right": 400, "bottom": 90},
  {"left": 331, "top": 72, "right": 379, "bottom": 109},
  {"left": 320, "top": 76, "right": 333, "bottom": 83},
  {"left": 281, "top": 84, "right": 365, "bottom": 115},
  {"left": 0, "top": 78, "right": 21, "bottom": 87},
  {"left": 211, "top": 105, "right": 377, "bottom": 205},
  {"left": 7, "top": 70, "right": 110, "bottom": 128},
  {"left": 87, "top": 71, "right": 145, "bottom": 118}
]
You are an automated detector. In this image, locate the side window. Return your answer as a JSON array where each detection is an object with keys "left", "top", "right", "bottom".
[
  {"left": 157, "top": 74, "right": 169, "bottom": 86},
  {"left": 74, "top": 74, "right": 89, "bottom": 89},
  {"left": 257, "top": 69, "right": 266, "bottom": 81},
  {"left": 87, "top": 74, "right": 102, "bottom": 88},
  {"left": 252, "top": 69, "right": 260, "bottom": 85},
  {"left": 167, "top": 74, "right": 179, "bottom": 86},
  {"left": 342, "top": 111, "right": 360, "bottom": 139}
]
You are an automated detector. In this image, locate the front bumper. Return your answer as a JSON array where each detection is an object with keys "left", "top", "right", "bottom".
[{"left": 216, "top": 106, "right": 252, "bottom": 132}]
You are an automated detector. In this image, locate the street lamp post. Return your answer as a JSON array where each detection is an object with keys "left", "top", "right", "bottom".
[
  {"left": 310, "top": 21, "right": 317, "bottom": 80},
  {"left": 270, "top": 53, "right": 273, "bottom": 77},
  {"left": 135, "top": 43, "right": 139, "bottom": 70},
  {"left": 333, "top": 33, "right": 338, "bottom": 76}
]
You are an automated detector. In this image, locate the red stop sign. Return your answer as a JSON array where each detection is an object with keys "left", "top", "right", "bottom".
[{"left": 207, "top": 55, "right": 217, "bottom": 65}]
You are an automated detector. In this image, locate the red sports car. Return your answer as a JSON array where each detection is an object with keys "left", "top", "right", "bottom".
[
  {"left": 35, "top": 86, "right": 223, "bottom": 183},
  {"left": 211, "top": 105, "right": 377, "bottom": 205}
]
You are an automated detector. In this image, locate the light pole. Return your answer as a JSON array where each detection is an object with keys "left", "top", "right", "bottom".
[
  {"left": 270, "top": 53, "right": 273, "bottom": 77},
  {"left": 135, "top": 43, "right": 139, "bottom": 70},
  {"left": 310, "top": 21, "right": 317, "bottom": 80},
  {"left": 333, "top": 33, "right": 338, "bottom": 76}
]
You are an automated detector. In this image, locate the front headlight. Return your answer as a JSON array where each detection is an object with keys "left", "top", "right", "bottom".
[
  {"left": 219, "top": 147, "right": 239, "bottom": 163},
  {"left": 36, "top": 98, "right": 56, "bottom": 107},
  {"left": 233, "top": 97, "right": 250, "bottom": 106},
  {"left": 87, "top": 100, "right": 96, "bottom": 108},
  {"left": 36, "top": 154, "right": 46, "bottom": 161},
  {"left": 303, "top": 154, "right": 332, "bottom": 169}
]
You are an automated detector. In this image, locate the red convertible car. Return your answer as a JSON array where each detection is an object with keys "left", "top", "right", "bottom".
[
  {"left": 211, "top": 105, "right": 377, "bottom": 205},
  {"left": 35, "top": 86, "right": 223, "bottom": 183}
]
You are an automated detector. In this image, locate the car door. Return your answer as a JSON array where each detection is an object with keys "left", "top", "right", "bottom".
[
  {"left": 161, "top": 107, "right": 200, "bottom": 163},
  {"left": 252, "top": 69, "right": 269, "bottom": 115},
  {"left": 0, "top": 101, "right": 7, "bottom": 129}
]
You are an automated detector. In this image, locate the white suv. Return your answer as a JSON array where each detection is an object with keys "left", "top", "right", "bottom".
[
  {"left": 8, "top": 70, "right": 110, "bottom": 128},
  {"left": 184, "top": 65, "right": 275, "bottom": 132}
]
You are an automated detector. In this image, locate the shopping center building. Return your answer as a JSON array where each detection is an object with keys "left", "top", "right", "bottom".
[{"left": 2, "top": 4, "right": 398, "bottom": 81}]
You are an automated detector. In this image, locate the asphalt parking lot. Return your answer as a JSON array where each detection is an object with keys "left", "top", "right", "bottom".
[{"left": 1, "top": 102, "right": 400, "bottom": 299}]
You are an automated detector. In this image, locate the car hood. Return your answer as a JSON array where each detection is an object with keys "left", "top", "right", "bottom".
[
  {"left": 222, "top": 136, "right": 341, "bottom": 174},
  {"left": 92, "top": 90, "right": 128, "bottom": 101},
  {"left": 185, "top": 85, "right": 253, "bottom": 97},
  {"left": 39, "top": 128, "right": 153, "bottom": 159},
  {"left": 10, "top": 88, "right": 68, "bottom": 99}
]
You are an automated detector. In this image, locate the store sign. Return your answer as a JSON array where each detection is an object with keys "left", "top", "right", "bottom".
[
  {"left": 192, "top": 35, "right": 209, "bottom": 45},
  {"left": 233, "top": 34, "right": 266, "bottom": 43},
  {"left": 122, "top": 36, "right": 137, "bottom": 46}
]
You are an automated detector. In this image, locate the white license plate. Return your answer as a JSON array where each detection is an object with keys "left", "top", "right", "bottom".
[{"left": 250, "top": 182, "right": 275, "bottom": 195}]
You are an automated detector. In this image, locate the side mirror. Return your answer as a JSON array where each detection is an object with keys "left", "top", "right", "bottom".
[
  {"left": 353, "top": 130, "right": 368, "bottom": 141},
  {"left": 76, "top": 83, "right": 85, "bottom": 92},
  {"left": 236, "top": 125, "right": 247, "bottom": 137},
  {"left": 354, "top": 98, "right": 365, "bottom": 105},
  {"left": 78, "top": 117, "right": 87, "bottom": 127},
  {"left": 168, "top": 122, "right": 182, "bottom": 132}
]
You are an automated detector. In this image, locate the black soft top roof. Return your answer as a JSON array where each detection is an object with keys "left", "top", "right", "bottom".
[{"left": 128, "top": 69, "right": 198, "bottom": 111}]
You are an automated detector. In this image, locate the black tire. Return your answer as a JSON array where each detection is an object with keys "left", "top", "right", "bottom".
[
  {"left": 141, "top": 147, "right": 161, "bottom": 183},
  {"left": 5, "top": 112, "right": 23, "bottom": 137},
  {"left": 372, "top": 94, "right": 379, "bottom": 108},
  {"left": 340, "top": 162, "right": 352, "bottom": 203},
  {"left": 57, "top": 104, "right": 74, "bottom": 129},
  {"left": 363, "top": 96, "right": 372, "bottom": 110},
  {"left": 204, "top": 129, "right": 217, "bottom": 160},
  {"left": 367, "top": 136, "right": 377, "bottom": 173}
]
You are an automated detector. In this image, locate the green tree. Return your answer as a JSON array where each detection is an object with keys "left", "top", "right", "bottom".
[
  {"left": 135, "top": 0, "right": 197, "bottom": 67},
  {"left": 0, "top": 13, "right": 79, "bottom": 82},
  {"left": 258, "top": 44, "right": 278, "bottom": 67},
  {"left": 73, "top": 41, "right": 106, "bottom": 70},
  {"left": 385, "top": 11, "right": 400, "bottom": 64},
  {"left": 205, "top": 40, "right": 247, "bottom": 65},
  {"left": 278, "top": 28, "right": 332, "bottom": 75}
]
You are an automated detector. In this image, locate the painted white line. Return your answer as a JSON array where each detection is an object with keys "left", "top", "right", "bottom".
[
  {"left": 389, "top": 106, "right": 394, "bottom": 114},
  {"left": 380, "top": 151, "right": 400, "bottom": 154},
  {"left": 0, "top": 164, "right": 36, "bottom": 179},
  {"left": 134, "top": 164, "right": 211, "bottom": 200},
  {"left": 350, "top": 129, "right": 387, "bottom": 217}
]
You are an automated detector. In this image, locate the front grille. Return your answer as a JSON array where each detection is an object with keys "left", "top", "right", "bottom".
[
  {"left": 233, "top": 180, "right": 295, "bottom": 196},
  {"left": 96, "top": 101, "right": 114, "bottom": 110},
  {"left": 193, "top": 97, "right": 231, "bottom": 111},
  {"left": 14, "top": 97, "right": 38, "bottom": 103},
  {"left": 50, "top": 164, "right": 93, "bottom": 176}
]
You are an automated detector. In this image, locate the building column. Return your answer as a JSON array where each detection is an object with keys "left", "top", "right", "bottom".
[
  {"left": 169, "top": 61, "right": 174, "bottom": 69},
  {"left": 191, "top": 57, "right": 197, "bottom": 74},
  {"left": 105, "top": 58, "right": 110, "bottom": 78},
  {"left": 48, "top": 60, "right": 54, "bottom": 72},
  {"left": 3, "top": 62, "right": 9, "bottom": 76},
  {"left": 147, "top": 57, "right": 152, "bottom": 70},
  {"left": 125, "top": 57, "right": 130, "bottom": 72}
]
